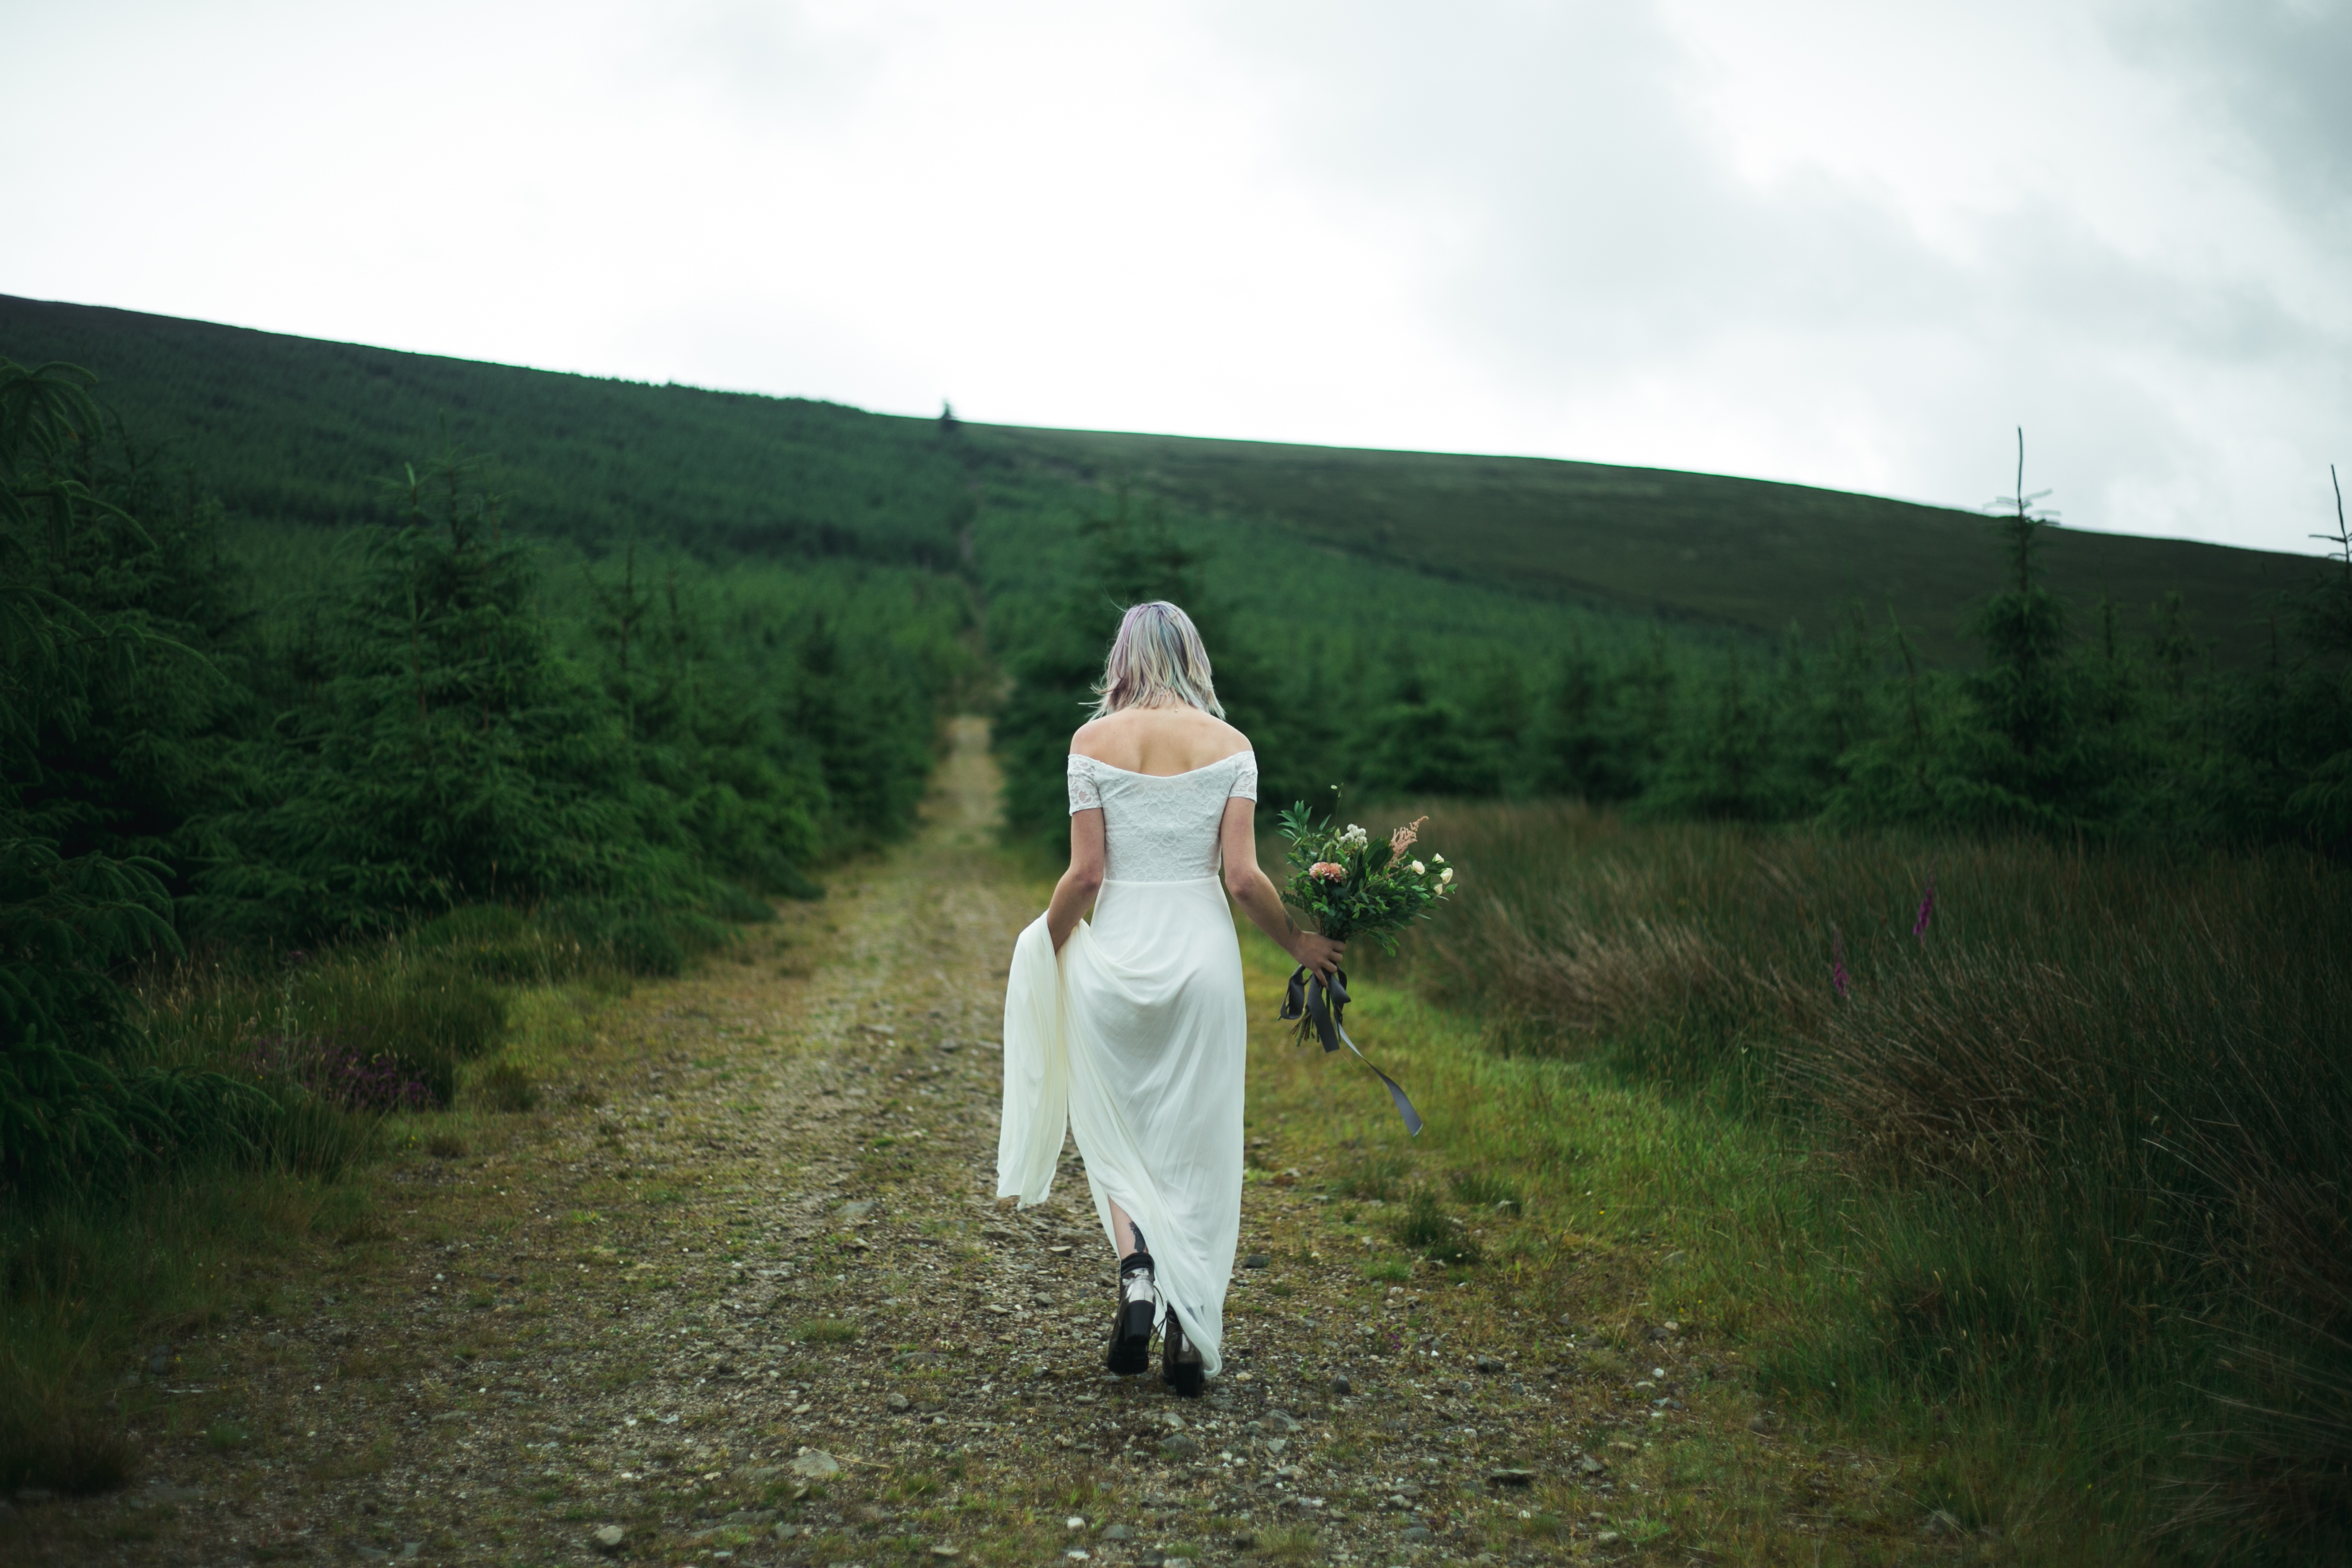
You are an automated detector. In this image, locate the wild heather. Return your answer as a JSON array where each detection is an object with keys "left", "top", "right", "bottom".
[{"left": 244, "top": 1033, "right": 433, "bottom": 1113}]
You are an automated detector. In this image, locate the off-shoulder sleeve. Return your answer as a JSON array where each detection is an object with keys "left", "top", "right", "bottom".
[
  {"left": 1228, "top": 751, "right": 1259, "bottom": 803},
  {"left": 1067, "top": 754, "right": 1102, "bottom": 814}
]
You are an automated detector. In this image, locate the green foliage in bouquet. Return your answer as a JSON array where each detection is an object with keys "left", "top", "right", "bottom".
[{"left": 1276, "top": 798, "right": 1455, "bottom": 952}]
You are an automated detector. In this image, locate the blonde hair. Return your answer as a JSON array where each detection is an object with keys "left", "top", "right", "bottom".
[{"left": 1090, "top": 602, "right": 1224, "bottom": 719}]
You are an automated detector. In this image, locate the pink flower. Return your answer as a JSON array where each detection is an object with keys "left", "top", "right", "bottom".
[{"left": 1309, "top": 861, "right": 1348, "bottom": 884}]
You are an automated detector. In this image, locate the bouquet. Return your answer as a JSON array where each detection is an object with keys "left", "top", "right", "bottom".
[
  {"left": 1272, "top": 800, "right": 1457, "bottom": 1135},
  {"left": 1276, "top": 802, "right": 1455, "bottom": 951}
]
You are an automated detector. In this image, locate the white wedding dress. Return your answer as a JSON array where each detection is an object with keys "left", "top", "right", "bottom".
[{"left": 997, "top": 750, "right": 1257, "bottom": 1378}]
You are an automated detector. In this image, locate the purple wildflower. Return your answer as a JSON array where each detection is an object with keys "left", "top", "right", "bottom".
[
  {"left": 246, "top": 1032, "right": 433, "bottom": 1112},
  {"left": 1831, "top": 926, "right": 1850, "bottom": 1000},
  {"left": 1914, "top": 869, "right": 1937, "bottom": 944}
]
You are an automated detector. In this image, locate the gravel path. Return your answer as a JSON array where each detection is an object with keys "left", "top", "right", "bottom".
[{"left": 8, "top": 719, "right": 1857, "bottom": 1566}]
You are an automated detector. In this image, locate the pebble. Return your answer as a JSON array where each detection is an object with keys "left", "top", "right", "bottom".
[
  {"left": 1579, "top": 1454, "right": 1606, "bottom": 1476},
  {"left": 1103, "top": 1524, "right": 1132, "bottom": 1541},
  {"left": 791, "top": 1451, "right": 842, "bottom": 1480},
  {"left": 1487, "top": 1469, "right": 1534, "bottom": 1487},
  {"left": 886, "top": 1393, "right": 911, "bottom": 1411},
  {"left": 836, "top": 1200, "right": 876, "bottom": 1219},
  {"left": 1595, "top": 1529, "right": 1623, "bottom": 1545},
  {"left": 592, "top": 1524, "right": 627, "bottom": 1554},
  {"left": 1401, "top": 1525, "right": 1432, "bottom": 1543},
  {"left": 1330, "top": 1374, "right": 1352, "bottom": 1395},
  {"left": 1475, "top": 1354, "right": 1505, "bottom": 1373},
  {"left": 1159, "top": 1435, "right": 1200, "bottom": 1459},
  {"left": 1243, "top": 1254, "right": 1272, "bottom": 1269}
]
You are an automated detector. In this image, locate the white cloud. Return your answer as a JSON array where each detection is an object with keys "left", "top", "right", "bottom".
[{"left": 2, "top": 0, "right": 2344, "bottom": 551}]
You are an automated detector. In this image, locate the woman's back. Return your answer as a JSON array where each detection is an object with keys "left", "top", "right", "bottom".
[{"left": 1068, "top": 707, "right": 1256, "bottom": 885}]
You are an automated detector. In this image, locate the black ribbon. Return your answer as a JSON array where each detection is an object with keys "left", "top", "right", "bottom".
[{"left": 1281, "top": 965, "right": 1424, "bottom": 1136}]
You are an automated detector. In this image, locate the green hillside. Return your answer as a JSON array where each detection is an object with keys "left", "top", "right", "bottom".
[
  {"left": 985, "top": 425, "right": 2322, "bottom": 667},
  {"left": 0, "top": 295, "right": 971, "bottom": 565}
]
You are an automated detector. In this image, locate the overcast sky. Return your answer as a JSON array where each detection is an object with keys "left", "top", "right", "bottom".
[{"left": 4, "top": 0, "right": 2347, "bottom": 553}]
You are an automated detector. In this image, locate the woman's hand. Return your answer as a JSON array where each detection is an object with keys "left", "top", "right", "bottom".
[{"left": 1289, "top": 931, "right": 1346, "bottom": 982}]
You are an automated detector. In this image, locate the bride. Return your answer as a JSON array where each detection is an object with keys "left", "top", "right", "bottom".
[{"left": 997, "top": 602, "right": 1345, "bottom": 1396}]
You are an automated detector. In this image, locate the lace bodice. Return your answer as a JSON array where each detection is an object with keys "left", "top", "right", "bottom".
[{"left": 1068, "top": 751, "right": 1257, "bottom": 883}]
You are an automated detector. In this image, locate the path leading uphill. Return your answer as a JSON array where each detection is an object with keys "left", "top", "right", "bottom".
[{"left": 14, "top": 719, "right": 1883, "bottom": 1567}]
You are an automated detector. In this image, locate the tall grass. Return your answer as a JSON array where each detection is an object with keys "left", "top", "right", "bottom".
[{"left": 1376, "top": 799, "right": 2351, "bottom": 1560}]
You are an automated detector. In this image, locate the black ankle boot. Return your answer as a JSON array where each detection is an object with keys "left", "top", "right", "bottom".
[
  {"left": 1162, "top": 1306, "right": 1204, "bottom": 1398},
  {"left": 1105, "top": 1251, "right": 1155, "bottom": 1376}
]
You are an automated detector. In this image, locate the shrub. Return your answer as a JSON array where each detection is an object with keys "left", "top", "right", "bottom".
[
  {"left": 472, "top": 1061, "right": 539, "bottom": 1115},
  {"left": 1330, "top": 1153, "right": 1411, "bottom": 1202},
  {"left": 795, "top": 1319, "right": 859, "bottom": 1344},
  {"left": 1389, "top": 1188, "right": 1480, "bottom": 1264}
]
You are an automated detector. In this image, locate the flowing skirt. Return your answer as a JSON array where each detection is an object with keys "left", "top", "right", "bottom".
[{"left": 997, "top": 875, "right": 1245, "bottom": 1377}]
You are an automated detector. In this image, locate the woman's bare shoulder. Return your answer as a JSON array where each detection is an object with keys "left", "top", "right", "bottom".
[
  {"left": 1067, "top": 715, "right": 1124, "bottom": 760},
  {"left": 1070, "top": 707, "right": 1250, "bottom": 769}
]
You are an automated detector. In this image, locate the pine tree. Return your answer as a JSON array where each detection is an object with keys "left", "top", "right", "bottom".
[
  {"left": 1650, "top": 641, "right": 1778, "bottom": 820},
  {"left": 1940, "top": 430, "right": 2115, "bottom": 829}
]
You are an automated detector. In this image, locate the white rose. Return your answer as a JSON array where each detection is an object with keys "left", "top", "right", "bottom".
[
  {"left": 1440, "top": 867, "right": 1453, "bottom": 883},
  {"left": 1433, "top": 854, "right": 1445, "bottom": 864},
  {"left": 1411, "top": 860, "right": 1425, "bottom": 874}
]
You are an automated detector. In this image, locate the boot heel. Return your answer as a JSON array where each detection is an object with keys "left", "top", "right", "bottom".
[{"left": 1106, "top": 1300, "right": 1152, "bottom": 1375}]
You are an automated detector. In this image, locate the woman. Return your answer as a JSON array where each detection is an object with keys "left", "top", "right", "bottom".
[{"left": 997, "top": 602, "right": 1345, "bottom": 1396}]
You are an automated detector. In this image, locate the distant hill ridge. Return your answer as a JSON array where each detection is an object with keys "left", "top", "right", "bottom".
[
  {"left": 979, "top": 427, "right": 2320, "bottom": 666},
  {"left": 2, "top": 293, "right": 2318, "bottom": 664}
]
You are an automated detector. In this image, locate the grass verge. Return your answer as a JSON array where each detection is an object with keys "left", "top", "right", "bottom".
[{"left": 0, "top": 912, "right": 683, "bottom": 1497}]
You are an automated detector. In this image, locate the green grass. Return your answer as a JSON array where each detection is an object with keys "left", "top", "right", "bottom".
[
  {"left": 795, "top": 1319, "right": 860, "bottom": 1345},
  {"left": 0, "top": 930, "right": 654, "bottom": 1498}
]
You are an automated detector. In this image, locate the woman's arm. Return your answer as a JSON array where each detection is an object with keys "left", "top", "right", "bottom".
[
  {"left": 1219, "top": 798, "right": 1345, "bottom": 979},
  {"left": 1047, "top": 808, "right": 1106, "bottom": 954}
]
